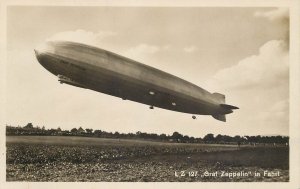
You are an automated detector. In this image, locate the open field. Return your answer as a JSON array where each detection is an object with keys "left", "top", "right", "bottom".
[{"left": 6, "top": 136, "right": 289, "bottom": 182}]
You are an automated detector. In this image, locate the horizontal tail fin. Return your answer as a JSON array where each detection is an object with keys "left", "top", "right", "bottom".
[
  {"left": 212, "top": 114, "right": 226, "bottom": 122},
  {"left": 220, "top": 104, "right": 239, "bottom": 110}
]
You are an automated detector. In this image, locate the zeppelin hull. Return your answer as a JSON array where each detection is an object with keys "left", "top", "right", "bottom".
[{"left": 34, "top": 41, "right": 238, "bottom": 121}]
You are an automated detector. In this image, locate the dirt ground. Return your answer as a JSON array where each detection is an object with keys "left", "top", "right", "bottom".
[{"left": 6, "top": 136, "right": 289, "bottom": 182}]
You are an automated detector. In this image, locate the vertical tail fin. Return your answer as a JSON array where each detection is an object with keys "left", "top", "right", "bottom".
[
  {"left": 212, "top": 93, "right": 225, "bottom": 104},
  {"left": 212, "top": 93, "right": 226, "bottom": 122},
  {"left": 211, "top": 92, "right": 238, "bottom": 122},
  {"left": 212, "top": 114, "right": 226, "bottom": 122}
]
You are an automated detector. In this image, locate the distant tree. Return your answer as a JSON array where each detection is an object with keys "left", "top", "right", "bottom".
[
  {"left": 234, "top": 135, "right": 242, "bottom": 142},
  {"left": 223, "top": 135, "right": 234, "bottom": 143},
  {"left": 136, "top": 131, "right": 141, "bottom": 137},
  {"left": 114, "top": 131, "right": 120, "bottom": 138},
  {"left": 24, "top": 123, "right": 34, "bottom": 129},
  {"left": 85, "top": 128, "right": 93, "bottom": 134},
  {"left": 203, "top": 133, "right": 214, "bottom": 142},
  {"left": 256, "top": 135, "right": 262, "bottom": 143},
  {"left": 194, "top": 137, "right": 203, "bottom": 143},
  {"left": 215, "top": 134, "right": 223, "bottom": 143},
  {"left": 183, "top": 135, "right": 190, "bottom": 142},
  {"left": 245, "top": 135, "right": 254, "bottom": 143},
  {"left": 78, "top": 127, "right": 85, "bottom": 133},
  {"left": 48, "top": 129, "right": 57, "bottom": 135},
  {"left": 159, "top": 134, "right": 167, "bottom": 140},
  {"left": 4, "top": 124, "right": 290, "bottom": 144},
  {"left": 172, "top": 131, "right": 183, "bottom": 142},
  {"left": 94, "top": 130, "right": 102, "bottom": 137},
  {"left": 71, "top": 128, "right": 78, "bottom": 134},
  {"left": 148, "top": 133, "right": 158, "bottom": 139}
]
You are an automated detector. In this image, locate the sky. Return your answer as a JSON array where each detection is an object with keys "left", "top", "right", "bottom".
[{"left": 5, "top": 6, "right": 289, "bottom": 137}]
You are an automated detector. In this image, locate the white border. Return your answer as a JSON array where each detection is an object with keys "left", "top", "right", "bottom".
[{"left": 0, "top": 0, "right": 299, "bottom": 188}]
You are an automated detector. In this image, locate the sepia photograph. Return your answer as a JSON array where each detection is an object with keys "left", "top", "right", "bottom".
[{"left": 1, "top": 1, "right": 299, "bottom": 187}]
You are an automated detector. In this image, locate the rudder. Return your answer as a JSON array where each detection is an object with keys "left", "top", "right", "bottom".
[
  {"left": 212, "top": 114, "right": 226, "bottom": 122},
  {"left": 212, "top": 92, "right": 225, "bottom": 104}
]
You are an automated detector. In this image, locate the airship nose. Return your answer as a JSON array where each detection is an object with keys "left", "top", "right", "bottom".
[
  {"left": 34, "top": 48, "right": 44, "bottom": 63},
  {"left": 34, "top": 42, "right": 54, "bottom": 63},
  {"left": 34, "top": 42, "right": 59, "bottom": 76},
  {"left": 34, "top": 48, "right": 40, "bottom": 60},
  {"left": 35, "top": 42, "right": 48, "bottom": 54},
  {"left": 34, "top": 49, "right": 39, "bottom": 57}
]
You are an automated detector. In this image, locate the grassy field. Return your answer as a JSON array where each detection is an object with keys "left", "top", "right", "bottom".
[{"left": 6, "top": 136, "right": 289, "bottom": 182}]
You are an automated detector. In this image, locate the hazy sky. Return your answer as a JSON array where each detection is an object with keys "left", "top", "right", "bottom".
[{"left": 5, "top": 6, "right": 289, "bottom": 137}]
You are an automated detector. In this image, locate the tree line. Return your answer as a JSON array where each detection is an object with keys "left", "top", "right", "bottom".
[{"left": 6, "top": 123, "right": 289, "bottom": 145}]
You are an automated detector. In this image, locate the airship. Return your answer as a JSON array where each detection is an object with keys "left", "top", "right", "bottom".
[{"left": 34, "top": 41, "right": 238, "bottom": 122}]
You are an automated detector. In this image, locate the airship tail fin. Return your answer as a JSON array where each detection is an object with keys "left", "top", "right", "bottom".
[
  {"left": 220, "top": 104, "right": 239, "bottom": 110},
  {"left": 211, "top": 93, "right": 239, "bottom": 122},
  {"left": 212, "top": 92, "right": 225, "bottom": 104},
  {"left": 212, "top": 104, "right": 239, "bottom": 121},
  {"left": 212, "top": 114, "right": 226, "bottom": 122}
]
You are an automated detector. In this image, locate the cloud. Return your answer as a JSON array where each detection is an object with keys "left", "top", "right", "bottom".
[
  {"left": 258, "top": 99, "right": 289, "bottom": 119},
  {"left": 126, "top": 44, "right": 160, "bottom": 54},
  {"left": 258, "top": 98, "right": 289, "bottom": 129},
  {"left": 203, "top": 40, "right": 289, "bottom": 135},
  {"left": 254, "top": 8, "right": 289, "bottom": 22},
  {"left": 255, "top": 8, "right": 289, "bottom": 45},
  {"left": 123, "top": 43, "right": 168, "bottom": 61},
  {"left": 46, "top": 30, "right": 170, "bottom": 63},
  {"left": 205, "top": 40, "right": 289, "bottom": 90},
  {"left": 162, "top": 45, "right": 171, "bottom": 51},
  {"left": 46, "top": 29, "right": 117, "bottom": 46},
  {"left": 269, "top": 99, "right": 289, "bottom": 115},
  {"left": 183, "top": 46, "right": 197, "bottom": 53}
]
